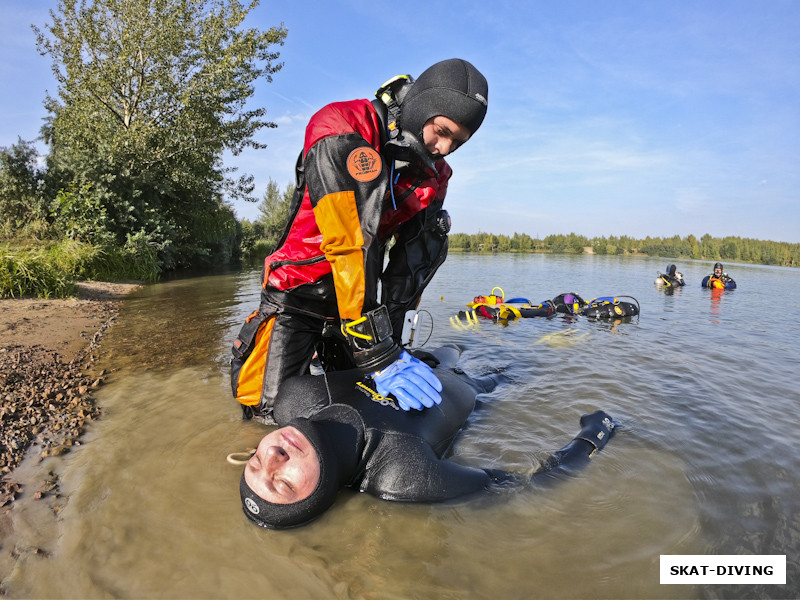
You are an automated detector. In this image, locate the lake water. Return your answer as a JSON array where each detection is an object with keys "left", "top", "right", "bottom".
[{"left": 3, "top": 253, "right": 800, "bottom": 599}]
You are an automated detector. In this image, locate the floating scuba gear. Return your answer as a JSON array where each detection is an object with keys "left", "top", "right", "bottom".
[
  {"left": 550, "top": 292, "right": 589, "bottom": 315},
  {"left": 581, "top": 296, "right": 640, "bottom": 319},
  {"left": 473, "top": 286, "right": 507, "bottom": 306},
  {"left": 453, "top": 287, "right": 555, "bottom": 324},
  {"left": 450, "top": 288, "right": 640, "bottom": 327}
]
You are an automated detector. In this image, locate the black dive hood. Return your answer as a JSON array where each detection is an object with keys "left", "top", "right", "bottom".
[{"left": 374, "top": 59, "right": 489, "bottom": 177}]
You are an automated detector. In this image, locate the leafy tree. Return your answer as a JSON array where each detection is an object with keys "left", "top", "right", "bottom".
[
  {"left": 497, "top": 234, "right": 511, "bottom": 252},
  {"left": 565, "top": 232, "right": 588, "bottom": 254},
  {"left": 512, "top": 232, "right": 533, "bottom": 252},
  {"left": 51, "top": 181, "right": 114, "bottom": 244},
  {"left": 0, "top": 138, "right": 47, "bottom": 230},
  {"left": 449, "top": 232, "right": 470, "bottom": 250},
  {"left": 33, "top": 0, "right": 287, "bottom": 267},
  {"left": 257, "top": 178, "right": 293, "bottom": 253}
]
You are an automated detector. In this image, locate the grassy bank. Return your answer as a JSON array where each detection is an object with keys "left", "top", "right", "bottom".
[{"left": 1, "top": 237, "right": 159, "bottom": 299}]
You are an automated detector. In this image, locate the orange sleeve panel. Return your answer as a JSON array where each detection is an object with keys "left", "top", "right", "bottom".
[{"left": 314, "top": 190, "right": 366, "bottom": 320}]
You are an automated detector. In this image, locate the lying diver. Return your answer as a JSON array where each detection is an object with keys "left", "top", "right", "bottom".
[{"left": 239, "top": 346, "right": 617, "bottom": 529}]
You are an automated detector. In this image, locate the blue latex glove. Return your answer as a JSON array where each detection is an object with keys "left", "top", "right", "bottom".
[{"left": 371, "top": 350, "right": 443, "bottom": 411}]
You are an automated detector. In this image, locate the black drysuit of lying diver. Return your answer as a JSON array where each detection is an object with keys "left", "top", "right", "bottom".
[{"left": 239, "top": 346, "right": 617, "bottom": 529}]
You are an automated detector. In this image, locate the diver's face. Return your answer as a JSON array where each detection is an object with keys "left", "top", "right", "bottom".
[
  {"left": 714, "top": 267, "right": 723, "bottom": 276},
  {"left": 422, "top": 115, "right": 471, "bottom": 157},
  {"left": 244, "top": 426, "right": 320, "bottom": 504}
]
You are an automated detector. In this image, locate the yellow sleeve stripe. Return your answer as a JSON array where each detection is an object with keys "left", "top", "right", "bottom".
[{"left": 314, "top": 191, "right": 366, "bottom": 320}]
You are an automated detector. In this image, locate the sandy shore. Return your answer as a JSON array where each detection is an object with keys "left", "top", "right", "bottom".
[{"left": 0, "top": 281, "right": 141, "bottom": 508}]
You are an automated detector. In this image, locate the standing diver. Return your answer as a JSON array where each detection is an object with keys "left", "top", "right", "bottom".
[
  {"left": 238, "top": 346, "right": 617, "bottom": 529},
  {"left": 702, "top": 262, "right": 737, "bottom": 289}
]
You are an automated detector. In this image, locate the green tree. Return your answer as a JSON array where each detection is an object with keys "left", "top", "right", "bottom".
[
  {"left": 565, "top": 232, "right": 588, "bottom": 254},
  {"left": 449, "top": 232, "right": 470, "bottom": 250},
  {"left": 513, "top": 232, "right": 533, "bottom": 252},
  {"left": 33, "top": 0, "right": 287, "bottom": 268},
  {"left": 497, "top": 234, "right": 511, "bottom": 252},
  {"left": 257, "top": 178, "right": 293, "bottom": 253},
  {"left": 0, "top": 138, "right": 47, "bottom": 231}
]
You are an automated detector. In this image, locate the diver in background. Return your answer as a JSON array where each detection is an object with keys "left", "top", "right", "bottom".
[
  {"left": 656, "top": 263, "right": 685, "bottom": 287},
  {"left": 702, "top": 262, "right": 737, "bottom": 289}
]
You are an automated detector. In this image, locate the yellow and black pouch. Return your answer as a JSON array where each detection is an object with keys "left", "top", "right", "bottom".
[{"left": 230, "top": 305, "right": 278, "bottom": 410}]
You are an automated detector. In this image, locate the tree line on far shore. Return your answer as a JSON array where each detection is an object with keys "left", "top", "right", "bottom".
[
  {"left": 237, "top": 188, "right": 798, "bottom": 268},
  {"left": 447, "top": 232, "right": 798, "bottom": 267}
]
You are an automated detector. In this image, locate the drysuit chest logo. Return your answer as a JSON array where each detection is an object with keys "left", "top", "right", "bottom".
[
  {"left": 347, "top": 147, "right": 382, "bottom": 182},
  {"left": 355, "top": 381, "right": 399, "bottom": 410}
]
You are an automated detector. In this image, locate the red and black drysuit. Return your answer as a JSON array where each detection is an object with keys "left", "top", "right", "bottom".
[{"left": 231, "top": 98, "right": 452, "bottom": 421}]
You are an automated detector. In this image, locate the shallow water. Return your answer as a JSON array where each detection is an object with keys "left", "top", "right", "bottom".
[{"left": 4, "top": 254, "right": 800, "bottom": 599}]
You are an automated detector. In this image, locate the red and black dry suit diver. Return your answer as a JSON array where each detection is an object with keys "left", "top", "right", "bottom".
[
  {"left": 239, "top": 346, "right": 617, "bottom": 529},
  {"left": 231, "top": 59, "right": 489, "bottom": 424}
]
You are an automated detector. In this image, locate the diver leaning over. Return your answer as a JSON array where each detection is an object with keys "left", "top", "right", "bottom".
[{"left": 231, "top": 59, "right": 489, "bottom": 426}]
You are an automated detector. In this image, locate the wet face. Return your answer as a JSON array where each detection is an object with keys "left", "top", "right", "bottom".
[
  {"left": 244, "top": 426, "right": 320, "bottom": 504},
  {"left": 714, "top": 266, "right": 723, "bottom": 276},
  {"left": 421, "top": 116, "right": 471, "bottom": 158}
]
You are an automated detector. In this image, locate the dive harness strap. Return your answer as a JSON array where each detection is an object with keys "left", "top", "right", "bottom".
[{"left": 341, "top": 305, "right": 402, "bottom": 371}]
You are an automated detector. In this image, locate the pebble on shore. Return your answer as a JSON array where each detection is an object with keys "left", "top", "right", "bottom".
[{"left": 0, "top": 308, "right": 118, "bottom": 508}]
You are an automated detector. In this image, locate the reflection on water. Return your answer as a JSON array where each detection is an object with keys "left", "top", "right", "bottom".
[
  {"left": 708, "top": 286, "right": 726, "bottom": 325},
  {"left": 4, "top": 256, "right": 800, "bottom": 598}
]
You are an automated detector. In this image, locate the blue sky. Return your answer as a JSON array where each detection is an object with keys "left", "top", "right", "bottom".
[{"left": 2, "top": 0, "right": 799, "bottom": 243}]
